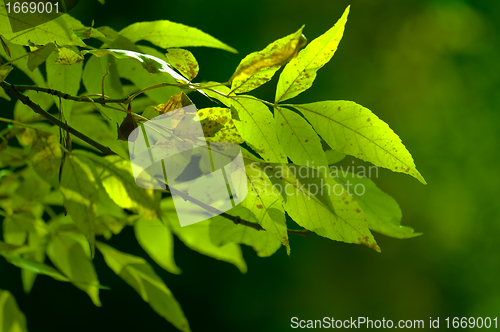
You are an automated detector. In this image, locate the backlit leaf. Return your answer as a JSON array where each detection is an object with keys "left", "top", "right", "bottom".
[
  {"left": 275, "top": 106, "right": 328, "bottom": 167},
  {"left": 293, "top": 101, "right": 426, "bottom": 184},
  {"left": 134, "top": 218, "right": 181, "bottom": 274},
  {"left": 0, "top": 40, "right": 45, "bottom": 86},
  {"left": 0, "top": 250, "right": 69, "bottom": 281},
  {"left": 55, "top": 47, "right": 84, "bottom": 65},
  {"left": 82, "top": 54, "right": 124, "bottom": 100},
  {"left": 96, "top": 242, "right": 191, "bottom": 332},
  {"left": 197, "top": 107, "right": 243, "bottom": 144},
  {"left": 27, "top": 43, "right": 56, "bottom": 71},
  {"left": 230, "top": 26, "right": 306, "bottom": 94},
  {"left": 166, "top": 49, "right": 199, "bottom": 81},
  {"left": 275, "top": 6, "right": 349, "bottom": 102},
  {"left": 336, "top": 173, "right": 422, "bottom": 239},
  {"left": 119, "top": 20, "right": 237, "bottom": 53}
]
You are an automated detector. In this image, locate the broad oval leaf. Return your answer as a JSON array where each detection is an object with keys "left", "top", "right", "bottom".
[
  {"left": 0, "top": 289, "right": 28, "bottom": 332},
  {"left": 293, "top": 101, "right": 426, "bottom": 184},
  {"left": 230, "top": 26, "right": 306, "bottom": 94},
  {"left": 119, "top": 20, "right": 237, "bottom": 53},
  {"left": 198, "top": 107, "right": 243, "bottom": 144},
  {"left": 275, "top": 106, "right": 328, "bottom": 167},
  {"left": 335, "top": 173, "right": 422, "bottom": 239},
  {"left": 275, "top": 6, "right": 350, "bottom": 102},
  {"left": 96, "top": 242, "right": 191, "bottom": 332},
  {"left": 166, "top": 48, "right": 199, "bottom": 81},
  {"left": 231, "top": 96, "right": 287, "bottom": 163},
  {"left": 47, "top": 234, "right": 102, "bottom": 306},
  {"left": 134, "top": 218, "right": 181, "bottom": 274}
]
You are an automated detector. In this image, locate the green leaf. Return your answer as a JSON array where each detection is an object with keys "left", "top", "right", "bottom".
[
  {"left": 47, "top": 234, "right": 102, "bottom": 306},
  {"left": 0, "top": 249, "right": 69, "bottom": 281},
  {"left": 60, "top": 154, "right": 99, "bottom": 256},
  {"left": 113, "top": 46, "right": 183, "bottom": 104},
  {"left": 96, "top": 242, "right": 191, "bottom": 332},
  {"left": 134, "top": 218, "right": 181, "bottom": 274},
  {"left": 166, "top": 48, "right": 199, "bottom": 81},
  {"left": 28, "top": 130, "right": 62, "bottom": 187},
  {"left": 275, "top": 6, "right": 349, "bottom": 102},
  {"left": 46, "top": 49, "right": 83, "bottom": 118},
  {"left": 197, "top": 107, "right": 243, "bottom": 144},
  {"left": 77, "top": 152, "right": 161, "bottom": 220},
  {"left": 0, "top": 289, "right": 28, "bottom": 332},
  {"left": 335, "top": 173, "right": 422, "bottom": 239},
  {"left": 27, "top": 43, "right": 56, "bottom": 71},
  {"left": 14, "top": 90, "right": 53, "bottom": 123},
  {"left": 266, "top": 164, "right": 380, "bottom": 251},
  {"left": 275, "top": 106, "right": 328, "bottom": 167},
  {"left": 162, "top": 198, "right": 247, "bottom": 273},
  {"left": 293, "top": 101, "right": 426, "bottom": 184},
  {"left": 82, "top": 54, "right": 124, "bottom": 100},
  {"left": 235, "top": 162, "right": 290, "bottom": 254},
  {"left": 82, "top": 48, "right": 188, "bottom": 83},
  {"left": 230, "top": 26, "right": 306, "bottom": 94},
  {"left": 0, "top": 39, "right": 45, "bottom": 86},
  {"left": 0, "top": 6, "right": 86, "bottom": 47},
  {"left": 119, "top": 20, "right": 237, "bottom": 53},
  {"left": 232, "top": 96, "right": 287, "bottom": 163},
  {"left": 209, "top": 205, "right": 282, "bottom": 257},
  {"left": 55, "top": 47, "right": 84, "bottom": 65},
  {"left": 95, "top": 26, "right": 142, "bottom": 52}
]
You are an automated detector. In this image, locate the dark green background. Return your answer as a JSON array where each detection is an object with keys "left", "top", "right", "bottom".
[{"left": 1, "top": 0, "right": 499, "bottom": 331}]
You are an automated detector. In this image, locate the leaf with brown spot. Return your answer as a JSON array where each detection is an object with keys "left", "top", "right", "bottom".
[
  {"left": 198, "top": 107, "right": 243, "bottom": 144},
  {"left": 230, "top": 26, "right": 306, "bottom": 94},
  {"left": 153, "top": 91, "right": 193, "bottom": 114},
  {"left": 166, "top": 48, "right": 199, "bottom": 81}
]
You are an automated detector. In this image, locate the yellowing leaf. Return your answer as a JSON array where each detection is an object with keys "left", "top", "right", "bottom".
[
  {"left": 198, "top": 107, "right": 243, "bottom": 144},
  {"left": 153, "top": 91, "right": 193, "bottom": 114},
  {"left": 162, "top": 198, "right": 247, "bottom": 273},
  {"left": 293, "top": 101, "right": 426, "bottom": 184},
  {"left": 0, "top": 289, "right": 28, "bottom": 332},
  {"left": 119, "top": 20, "right": 237, "bottom": 53},
  {"left": 166, "top": 49, "right": 199, "bottom": 81},
  {"left": 231, "top": 96, "right": 287, "bottom": 163},
  {"left": 47, "top": 234, "right": 102, "bottom": 306},
  {"left": 96, "top": 242, "right": 191, "bottom": 332},
  {"left": 0, "top": 6, "right": 86, "bottom": 47},
  {"left": 230, "top": 26, "right": 306, "bottom": 94},
  {"left": 275, "top": 106, "right": 328, "bottom": 167},
  {"left": 60, "top": 154, "right": 99, "bottom": 256},
  {"left": 134, "top": 218, "right": 181, "bottom": 274},
  {"left": 275, "top": 6, "right": 350, "bottom": 102},
  {"left": 55, "top": 47, "right": 84, "bottom": 65}
]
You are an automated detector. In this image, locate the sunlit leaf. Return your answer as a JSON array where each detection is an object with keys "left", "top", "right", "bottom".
[
  {"left": 275, "top": 6, "right": 350, "bottom": 102},
  {"left": 96, "top": 242, "right": 191, "bottom": 332},
  {"left": 166, "top": 49, "right": 199, "bottom": 81},
  {"left": 0, "top": 6, "right": 86, "bottom": 47},
  {"left": 197, "top": 107, "right": 243, "bottom": 144},
  {"left": 293, "top": 101, "right": 426, "bottom": 184},
  {"left": 134, "top": 218, "right": 181, "bottom": 274},
  {"left": 275, "top": 106, "right": 328, "bottom": 167},
  {"left": 230, "top": 26, "right": 306, "bottom": 94},
  {"left": 120, "top": 20, "right": 237, "bottom": 53},
  {"left": 55, "top": 47, "right": 84, "bottom": 65}
]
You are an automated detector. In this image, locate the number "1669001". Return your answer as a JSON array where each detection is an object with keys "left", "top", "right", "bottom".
[{"left": 6, "top": 2, "right": 59, "bottom": 14}]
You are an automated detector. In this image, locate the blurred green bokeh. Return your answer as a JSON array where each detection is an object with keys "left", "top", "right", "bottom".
[{"left": 1, "top": 0, "right": 499, "bottom": 331}]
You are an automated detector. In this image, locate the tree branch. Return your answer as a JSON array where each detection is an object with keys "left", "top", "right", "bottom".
[
  {"left": 0, "top": 81, "right": 116, "bottom": 156},
  {"left": 1, "top": 79, "right": 311, "bottom": 238}
]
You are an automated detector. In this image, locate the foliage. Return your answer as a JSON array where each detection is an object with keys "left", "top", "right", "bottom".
[{"left": 0, "top": 4, "right": 425, "bottom": 331}]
